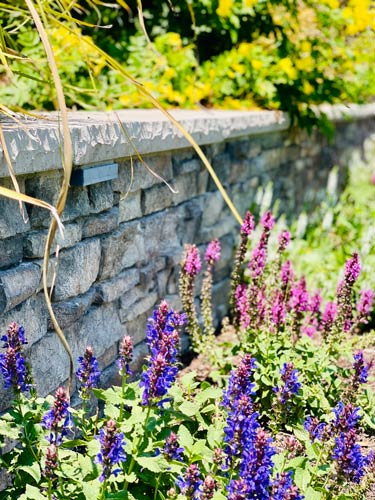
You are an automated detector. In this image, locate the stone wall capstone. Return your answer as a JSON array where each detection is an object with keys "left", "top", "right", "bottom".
[{"left": 0, "top": 105, "right": 375, "bottom": 408}]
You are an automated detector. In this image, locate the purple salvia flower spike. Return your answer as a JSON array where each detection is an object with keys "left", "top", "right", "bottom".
[
  {"left": 332, "top": 429, "right": 366, "bottom": 483},
  {"left": 271, "top": 471, "right": 304, "bottom": 500},
  {"left": 163, "top": 432, "right": 184, "bottom": 461},
  {"left": 42, "top": 387, "right": 73, "bottom": 445},
  {"left": 76, "top": 346, "right": 100, "bottom": 398},
  {"left": 176, "top": 464, "right": 202, "bottom": 500},
  {"left": 117, "top": 335, "right": 134, "bottom": 375},
  {"left": 96, "top": 418, "right": 126, "bottom": 482},
  {"left": 0, "top": 322, "right": 30, "bottom": 393},
  {"left": 140, "top": 302, "right": 185, "bottom": 406}
]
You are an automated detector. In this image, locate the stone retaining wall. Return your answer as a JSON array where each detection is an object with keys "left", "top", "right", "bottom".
[{"left": 0, "top": 105, "right": 375, "bottom": 408}]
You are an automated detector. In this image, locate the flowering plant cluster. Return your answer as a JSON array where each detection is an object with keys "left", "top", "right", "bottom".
[{"left": 0, "top": 210, "right": 374, "bottom": 499}]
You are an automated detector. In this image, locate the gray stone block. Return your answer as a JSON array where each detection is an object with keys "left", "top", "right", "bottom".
[
  {"left": 99, "top": 220, "right": 145, "bottom": 280},
  {"left": 207, "top": 152, "right": 231, "bottom": 191},
  {"left": 114, "top": 153, "right": 173, "bottom": 194},
  {"left": 198, "top": 215, "right": 237, "bottom": 244},
  {"left": 142, "top": 210, "right": 181, "bottom": 260},
  {"left": 121, "top": 309, "right": 150, "bottom": 346},
  {"left": 69, "top": 303, "right": 125, "bottom": 359},
  {"left": 88, "top": 181, "right": 113, "bottom": 213},
  {"left": 173, "top": 158, "right": 201, "bottom": 176},
  {"left": 142, "top": 183, "right": 173, "bottom": 215},
  {"left": 52, "top": 238, "right": 101, "bottom": 301},
  {"left": 28, "top": 331, "right": 71, "bottom": 397},
  {"left": 172, "top": 171, "right": 198, "bottom": 206},
  {"left": 119, "top": 190, "right": 142, "bottom": 222},
  {"left": 0, "top": 263, "right": 41, "bottom": 313},
  {"left": 121, "top": 291, "right": 159, "bottom": 322},
  {"left": 95, "top": 268, "right": 140, "bottom": 304},
  {"left": 0, "top": 235, "right": 23, "bottom": 269},
  {"left": 63, "top": 185, "right": 91, "bottom": 223},
  {"left": 23, "top": 222, "right": 82, "bottom": 258},
  {"left": 48, "top": 288, "right": 96, "bottom": 329},
  {"left": 0, "top": 294, "right": 48, "bottom": 346},
  {"left": 25, "top": 172, "right": 61, "bottom": 228},
  {"left": 201, "top": 191, "right": 225, "bottom": 227},
  {"left": 81, "top": 207, "right": 119, "bottom": 238},
  {"left": 0, "top": 178, "right": 30, "bottom": 238}
]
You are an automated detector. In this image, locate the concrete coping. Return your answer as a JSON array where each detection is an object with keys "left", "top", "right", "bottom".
[{"left": 0, "top": 103, "right": 375, "bottom": 178}]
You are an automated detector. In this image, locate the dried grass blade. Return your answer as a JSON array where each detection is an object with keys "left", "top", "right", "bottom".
[{"left": 25, "top": 0, "right": 74, "bottom": 393}]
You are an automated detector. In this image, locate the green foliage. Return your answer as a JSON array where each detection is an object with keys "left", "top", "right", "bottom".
[
  {"left": 1, "top": 0, "right": 375, "bottom": 131},
  {"left": 1, "top": 186, "right": 375, "bottom": 497}
]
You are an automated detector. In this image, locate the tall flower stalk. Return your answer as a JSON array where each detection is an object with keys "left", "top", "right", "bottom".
[
  {"left": 96, "top": 418, "right": 126, "bottom": 498},
  {"left": 117, "top": 335, "right": 134, "bottom": 421},
  {"left": 201, "top": 239, "right": 221, "bottom": 355},
  {"left": 179, "top": 244, "right": 202, "bottom": 351},
  {"left": 0, "top": 322, "right": 31, "bottom": 395}
]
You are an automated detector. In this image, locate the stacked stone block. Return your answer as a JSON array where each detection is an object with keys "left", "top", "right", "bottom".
[{"left": 0, "top": 111, "right": 374, "bottom": 409}]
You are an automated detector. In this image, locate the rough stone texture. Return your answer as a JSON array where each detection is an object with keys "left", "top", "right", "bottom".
[
  {"left": 0, "top": 235, "right": 23, "bottom": 269},
  {"left": 99, "top": 220, "right": 145, "bottom": 280},
  {"left": 118, "top": 191, "right": 142, "bottom": 222},
  {"left": 0, "top": 106, "right": 374, "bottom": 410},
  {"left": 0, "top": 179, "right": 30, "bottom": 238},
  {"left": 95, "top": 268, "right": 140, "bottom": 304},
  {"left": 48, "top": 288, "right": 96, "bottom": 329},
  {"left": 81, "top": 207, "right": 119, "bottom": 238},
  {"left": 0, "top": 263, "right": 41, "bottom": 313},
  {"left": 88, "top": 181, "right": 113, "bottom": 213},
  {"left": 0, "top": 294, "right": 48, "bottom": 346},
  {"left": 52, "top": 239, "right": 101, "bottom": 301},
  {"left": 23, "top": 222, "right": 82, "bottom": 258}
]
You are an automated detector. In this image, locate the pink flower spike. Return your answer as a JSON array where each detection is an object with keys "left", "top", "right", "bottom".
[
  {"left": 261, "top": 211, "right": 275, "bottom": 231},
  {"left": 240, "top": 211, "right": 255, "bottom": 236},
  {"left": 357, "top": 289, "right": 374, "bottom": 323},
  {"left": 344, "top": 253, "right": 361, "bottom": 284},
  {"left": 205, "top": 239, "right": 221, "bottom": 265},
  {"left": 278, "top": 231, "right": 291, "bottom": 252},
  {"left": 184, "top": 244, "right": 201, "bottom": 276}
]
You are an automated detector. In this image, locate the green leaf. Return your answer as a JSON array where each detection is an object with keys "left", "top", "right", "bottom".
[
  {"left": 191, "top": 439, "right": 211, "bottom": 458},
  {"left": 195, "top": 387, "right": 222, "bottom": 403},
  {"left": 178, "top": 401, "right": 201, "bottom": 417},
  {"left": 178, "top": 425, "right": 194, "bottom": 451},
  {"left": 180, "top": 371, "right": 198, "bottom": 389},
  {"left": 135, "top": 455, "right": 169, "bottom": 473},
  {"left": 107, "top": 491, "right": 136, "bottom": 499},
  {"left": 294, "top": 467, "right": 311, "bottom": 491},
  {"left": 20, "top": 463, "right": 41, "bottom": 483},
  {"left": 0, "top": 420, "right": 20, "bottom": 440},
  {"left": 82, "top": 480, "right": 101, "bottom": 500},
  {"left": 212, "top": 493, "right": 227, "bottom": 500},
  {"left": 19, "top": 484, "right": 46, "bottom": 500},
  {"left": 124, "top": 472, "right": 137, "bottom": 483},
  {"left": 303, "top": 487, "right": 323, "bottom": 500},
  {"left": 207, "top": 425, "right": 223, "bottom": 448}
]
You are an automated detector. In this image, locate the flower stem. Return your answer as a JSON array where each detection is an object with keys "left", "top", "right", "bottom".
[
  {"left": 119, "top": 370, "right": 127, "bottom": 421},
  {"left": 124, "top": 405, "right": 152, "bottom": 490}
]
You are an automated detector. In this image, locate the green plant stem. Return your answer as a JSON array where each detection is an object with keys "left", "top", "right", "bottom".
[
  {"left": 16, "top": 397, "right": 39, "bottom": 462},
  {"left": 124, "top": 405, "right": 152, "bottom": 490},
  {"left": 154, "top": 472, "right": 161, "bottom": 500},
  {"left": 119, "top": 370, "right": 127, "bottom": 421},
  {"left": 47, "top": 479, "right": 53, "bottom": 500},
  {"left": 99, "top": 478, "right": 108, "bottom": 500}
]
